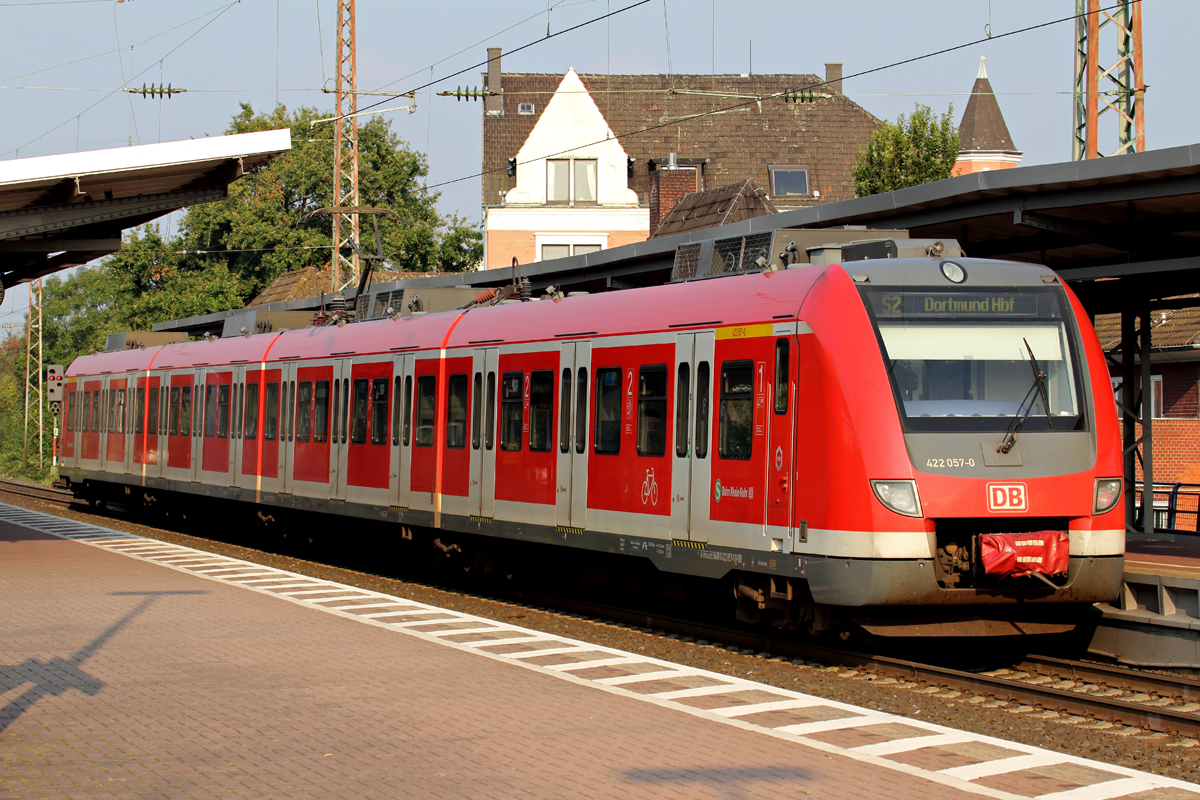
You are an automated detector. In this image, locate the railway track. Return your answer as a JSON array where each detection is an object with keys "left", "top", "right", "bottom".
[
  {"left": 0, "top": 477, "right": 73, "bottom": 506},
  {"left": 2, "top": 482, "right": 1196, "bottom": 739}
]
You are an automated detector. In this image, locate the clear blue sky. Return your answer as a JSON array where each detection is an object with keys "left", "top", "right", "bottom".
[{"left": 1, "top": 0, "right": 1195, "bottom": 326}]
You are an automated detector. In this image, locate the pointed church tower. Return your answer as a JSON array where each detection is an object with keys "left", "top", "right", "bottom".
[{"left": 953, "top": 57, "right": 1022, "bottom": 176}]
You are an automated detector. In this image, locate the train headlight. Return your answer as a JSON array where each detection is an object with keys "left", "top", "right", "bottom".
[
  {"left": 1094, "top": 478, "right": 1122, "bottom": 515},
  {"left": 871, "top": 480, "right": 922, "bottom": 518}
]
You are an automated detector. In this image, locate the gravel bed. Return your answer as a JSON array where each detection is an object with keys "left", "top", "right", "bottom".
[{"left": 4, "top": 490, "right": 1198, "bottom": 784}]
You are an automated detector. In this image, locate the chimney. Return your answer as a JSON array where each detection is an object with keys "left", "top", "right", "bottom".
[
  {"left": 825, "top": 62, "right": 843, "bottom": 95},
  {"left": 486, "top": 46, "right": 503, "bottom": 115}
]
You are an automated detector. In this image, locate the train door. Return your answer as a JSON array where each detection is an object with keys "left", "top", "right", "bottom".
[
  {"left": 189, "top": 371, "right": 204, "bottom": 483},
  {"left": 389, "top": 353, "right": 414, "bottom": 509},
  {"left": 555, "top": 342, "right": 591, "bottom": 529},
  {"left": 766, "top": 334, "right": 797, "bottom": 544},
  {"left": 467, "top": 348, "right": 498, "bottom": 518},
  {"left": 98, "top": 376, "right": 110, "bottom": 471},
  {"left": 280, "top": 362, "right": 298, "bottom": 495},
  {"left": 328, "top": 358, "right": 351, "bottom": 502},
  {"left": 669, "top": 332, "right": 715, "bottom": 543},
  {"left": 229, "top": 366, "right": 247, "bottom": 487}
]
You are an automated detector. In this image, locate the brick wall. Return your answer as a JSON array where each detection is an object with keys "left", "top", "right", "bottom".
[
  {"left": 486, "top": 230, "right": 537, "bottom": 269},
  {"left": 1131, "top": 419, "right": 1200, "bottom": 484},
  {"left": 649, "top": 169, "right": 699, "bottom": 232}
]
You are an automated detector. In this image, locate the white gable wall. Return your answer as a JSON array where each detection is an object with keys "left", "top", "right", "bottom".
[{"left": 504, "top": 69, "right": 640, "bottom": 207}]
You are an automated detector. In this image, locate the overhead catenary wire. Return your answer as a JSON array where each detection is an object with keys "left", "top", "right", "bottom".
[
  {"left": 2, "top": 0, "right": 242, "bottom": 159},
  {"left": 349, "top": 0, "right": 651, "bottom": 122},
  {"left": 422, "top": 0, "right": 1139, "bottom": 191}
]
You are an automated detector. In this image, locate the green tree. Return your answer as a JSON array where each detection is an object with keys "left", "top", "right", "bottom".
[{"left": 852, "top": 104, "right": 960, "bottom": 197}]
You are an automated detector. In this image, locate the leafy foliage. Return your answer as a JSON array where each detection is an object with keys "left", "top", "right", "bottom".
[
  {"left": 0, "top": 103, "right": 482, "bottom": 482},
  {"left": 852, "top": 104, "right": 961, "bottom": 197}
]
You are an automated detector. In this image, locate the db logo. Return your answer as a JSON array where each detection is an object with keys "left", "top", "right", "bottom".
[{"left": 987, "top": 482, "right": 1028, "bottom": 513}]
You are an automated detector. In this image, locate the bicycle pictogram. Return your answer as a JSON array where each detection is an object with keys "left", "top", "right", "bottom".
[{"left": 641, "top": 468, "right": 659, "bottom": 506}]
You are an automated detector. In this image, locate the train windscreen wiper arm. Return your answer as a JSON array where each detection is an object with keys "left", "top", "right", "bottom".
[{"left": 998, "top": 338, "right": 1053, "bottom": 454}]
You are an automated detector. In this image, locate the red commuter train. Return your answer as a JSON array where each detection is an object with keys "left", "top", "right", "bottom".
[{"left": 58, "top": 255, "right": 1125, "bottom": 637}]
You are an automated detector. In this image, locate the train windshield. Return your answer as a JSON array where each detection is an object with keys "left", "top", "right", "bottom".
[{"left": 861, "top": 286, "right": 1086, "bottom": 432}]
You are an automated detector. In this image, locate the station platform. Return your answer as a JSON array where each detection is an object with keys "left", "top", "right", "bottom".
[
  {"left": 1, "top": 502, "right": 1197, "bottom": 800},
  {"left": 1091, "top": 534, "right": 1200, "bottom": 668}
]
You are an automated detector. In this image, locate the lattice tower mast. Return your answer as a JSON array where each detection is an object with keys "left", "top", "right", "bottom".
[
  {"left": 331, "top": 0, "right": 360, "bottom": 292},
  {"left": 1073, "top": 0, "right": 1145, "bottom": 160},
  {"left": 23, "top": 278, "right": 43, "bottom": 468}
]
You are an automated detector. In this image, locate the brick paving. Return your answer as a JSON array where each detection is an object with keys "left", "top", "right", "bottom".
[
  {"left": 1, "top": 504, "right": 1199, "bottom": 800},
  {"left": 0, "top": 521, "right": 963, "bottom": 800}
]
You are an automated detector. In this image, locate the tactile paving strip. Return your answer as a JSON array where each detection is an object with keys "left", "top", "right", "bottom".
[{"left": 4, "top": 501, "right": 1196, "bottom": 800}]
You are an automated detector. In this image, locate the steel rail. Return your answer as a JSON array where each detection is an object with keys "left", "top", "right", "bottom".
[{"left": 0, "top": 477, "right": 73, "bottom": 505}]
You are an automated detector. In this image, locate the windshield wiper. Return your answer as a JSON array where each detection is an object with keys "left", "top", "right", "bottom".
[{"left": 998, "top": 338, "right": 1053, "bottom": 454}]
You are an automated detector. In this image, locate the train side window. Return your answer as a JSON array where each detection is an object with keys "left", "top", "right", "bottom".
[
  {"left": 637, "top": 366, "right": 668, "bottom": 457},
  {"left": 402, "top": 375, "right": 413, "bottom": 446},
  {"left": 107, "top": 389, "right": 117, "bottom": 433},
  {"left": 204, "top": 385, "right": 217, "bottom": 438},
  {"left": 341, "top": 379, "right": 350, "bottom": 444},
  {"left": 446, "top": 374, "right": 468, "bottom": 449},
  {"left": 244, "top": 383, "right": 259, "bottom": 439},
  {"left": 217, "top": 384, "right": 231, "bottom": 439},
  {"left": 148, "top": 387, "right": 158, "bottom": 435},
  {"left": 264, "top": 382, "right": 279, "bottom": 441},
  {"left": 296, "top": 381, "right": 312, "bottom": 443},
  {"left": 695, "top": 362, "right": 710, "bottom": 459},
  {"left": 371, "top": 377, "right": 390, "bottom": 446},
  {"left": 135, "top": 388, "right": 145, "bottom": 435},
  {"left": 281, "top": 382, "right": 291, "bottom": 442},
  {"left": 499, "top": 372, "right": 523, "bottom": 451},
  {"left": 181, "top": 386, "right": 192, "bottom": 436},
  {"left": 675, "top": 363, "right": 690, "bottom": 457},
  {"left": 351, "top": 378, "right": 370, "bottom": 445},
  {"left": 92, "top": 390, "right": 100, "bottom": 433},
  {"left": 774, "top": 339, "right": 789, "bottom": 414},
  {"left": 392, "top": 376, "right": 402, "bottom": 446},
  {"left": 575, "top": 368, "right": 587, "bottom": 455},
  {"left": 484, "top": 373, "right": 496, "bottom": 451},
  {"left": 414, "top": 375, "right": 435, "bottom": 447},
  {"left": 529, "top": 370, "right": 553, "bottom": 453},
  {"left": 718, "top": 360, "right": 753, "bottom": 460},
  {"left": 314, "top": 381, "right": 329, "bottom": 443},
  {"left": 235, "top": 384, "right": 244, "bottom": 439},
  {"left": 116, "top": 389, "right": 126, "bottom": 434},
  {"left": 559, "top": 368, "right": 572, "bottom": 453},
  {"left": 289, "top": 380, "right": 297, "bottom": 442},
  {"left": 67, "top": 392, "right": 76, "bottom": 433},
  {"left": 332, "top": 379, "right": 341, "bottom": 442},
  {"left": 593, "top": 367, "right": 621, "bottom": 455},
  {"left": 193, "top": 384, "right": 202, "bottom": 437},
  {"left": 169, "top": 388, "right": 180, "bottom": 436},
  {"left": 471, "top": 373, "right": 483, "bottom": 450}
]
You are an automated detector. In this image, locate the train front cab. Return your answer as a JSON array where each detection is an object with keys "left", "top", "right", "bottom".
[{"left": 793, "top": 258, "right": 1125, "bottom": 634}]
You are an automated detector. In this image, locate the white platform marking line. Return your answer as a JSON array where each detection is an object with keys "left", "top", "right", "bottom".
[
  {"left": 594, "top": 670, "right": 688, "bottom": 685},
  {"left": 501, "top": 645, "right": 591, "bottom": 658},
  {"left": 235, "top": 576, "right": 298, "bottom": 584},
  {"left": 853, "top": 731, "right": 980, "bottom": 757},
  {"left": 775, "top": 715, "right": 897, "bottom": 736},
  {"left": 422, "top": 627, "right": 505, "bottom": 637},
  {"left": 357, "top": 609, "right": 432, "bottom": 619},
  {"left": 455, "top": 635, "right": 563, "bottom": 648},
  {"left": 276, "top": 588, "right": 352, "bottom": 596},
  {"left": 323, "top": 601, "right": 414, "bottom": 611},
  {"left": 192, "top": 566, "right": 267, "bottom": 574},
  {"left": 222, "top": 572, "right": 284, "bottom": 580},
  {"left": 257, "top": 582, "right": 329, "bottom": 591},
  {"left": 1034, "top": 777, "right": 1166, "bottom": 800},
  {"left": 307, "top": 595, "right": 378, "bottom": 604},
  {"left": 712, "top": 698, "right": 842, "bottom": 717},
  {"left": 9, "top": 502, "right": 1199, "bottom": 800},
  {"left": 940, "top": 752, "right": 1067, "bottom": 781},
  {"left": 384, "top": 615, "right": 468, "bottom": 626},
  {"left": 542, "top": 656, "right": 645, "bottom": 671}
]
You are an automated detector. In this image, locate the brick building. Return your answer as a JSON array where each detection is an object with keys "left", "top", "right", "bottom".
[
  {"left": 1095, "top": 307, "right": 1200, "bottom": 484},
  {"left": 480, "top": 49, "right": 880, "bottom": 268}
]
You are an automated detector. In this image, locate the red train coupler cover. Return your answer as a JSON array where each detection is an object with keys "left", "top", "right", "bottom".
[{"left": 979, "top": 531, "right": 1070, "bottom": 578}]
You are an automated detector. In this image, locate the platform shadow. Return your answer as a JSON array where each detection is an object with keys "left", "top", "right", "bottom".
[
  {"left": 623, "top": 766, "right": 814, "bottom": 799},
  {"left": 0, "top": 590, "right": 206, "bottom": 734}
]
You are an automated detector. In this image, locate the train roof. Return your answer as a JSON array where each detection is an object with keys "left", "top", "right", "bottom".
[{"left": 66, "top": 257, "right": 1062, "bottom": 376}]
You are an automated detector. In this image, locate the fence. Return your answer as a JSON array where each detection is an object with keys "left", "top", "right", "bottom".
[{"left": 1133, "top": 483, "right": 1200, "bottom": 533}]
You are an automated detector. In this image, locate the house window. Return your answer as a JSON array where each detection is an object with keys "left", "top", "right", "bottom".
[
  {"left": 541, "top": 244, "right": 571, "bottom": 261},
  {"left": 574, "top": 244, "right": 601, "bottom": 255},
  {"left": 769, "top": 165, "right": 810, "bottom": 198},
  {"left": 548, "top": 159, "right": 570, "bottom": 202},
  {"left": 574, "top": 159, "right": 597, "bottom": 202},
  {"left": 518, "top": 102, "right": 535, "bottom": 115}
]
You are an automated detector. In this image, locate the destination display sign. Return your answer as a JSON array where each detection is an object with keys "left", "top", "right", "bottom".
[{"left": 864, "top": 289, "right": 1061, "bottom": 320}]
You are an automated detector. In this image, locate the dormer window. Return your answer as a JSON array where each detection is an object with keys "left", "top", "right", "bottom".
[
  {"left": 518, "top": 102, "right": 535, "bottom": 115},
  {"left": 768, "top": 165, "right": 810, "bottom": 198},
  {"left": 547, "top": 158, "right": 598, "bottom": 204}
]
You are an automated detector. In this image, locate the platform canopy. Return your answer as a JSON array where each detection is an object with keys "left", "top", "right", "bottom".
[{"left": 0, "top": 129, "right": 291, "bottom": 299}]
